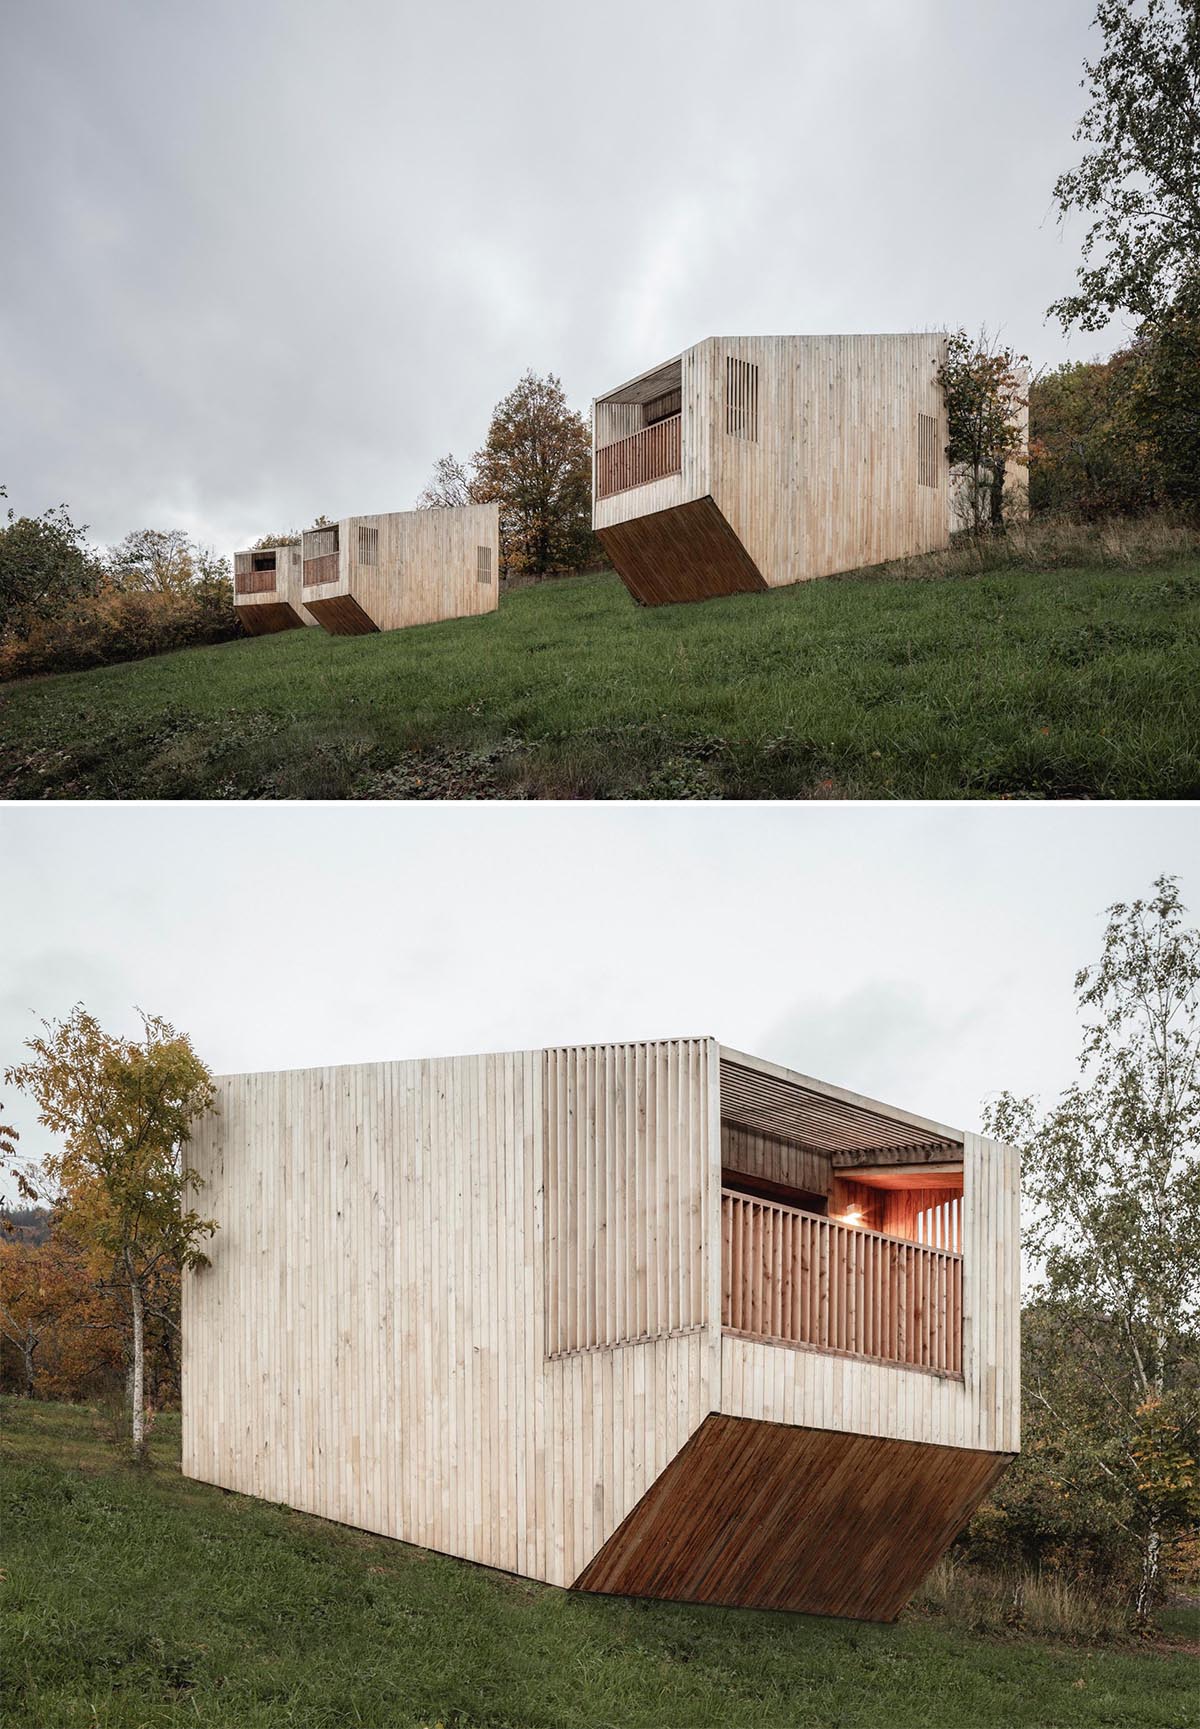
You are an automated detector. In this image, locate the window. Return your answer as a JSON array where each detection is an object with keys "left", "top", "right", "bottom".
[
  {"left": 250, "top": 551, "right": 276, "bottom": 573},
  {"left": 357, "top": 525, "right": 379, "bottom": 565},
  {"left": 476, "top": 544, "right": 493, "bottom": 584},
  {"left": 917, "top": 412, "right": 939, "bottom": 487},
  {"left": 725, "top": 357, "right": 759, "bottom": 441}
]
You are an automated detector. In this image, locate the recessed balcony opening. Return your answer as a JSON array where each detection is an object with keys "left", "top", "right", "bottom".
[
  {"left": 719, "top": 1052, "right": 965, "bottom": 1377},
  {"left": 595, "top": 357, "right": 683, "bottom": 500},
  {"left": 234, "top": 548, "right": 278, "bottom": 596},
  {"left": 302, "top": 524, "right": 340, "bottom": 588}
]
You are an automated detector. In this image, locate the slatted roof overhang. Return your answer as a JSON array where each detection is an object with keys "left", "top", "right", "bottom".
[
  {"left": 719, "top": 1047, "right": 963, "bottom": 1161},
  {"left": 596, "top": 355, "right": 684, "bottom": 407}
]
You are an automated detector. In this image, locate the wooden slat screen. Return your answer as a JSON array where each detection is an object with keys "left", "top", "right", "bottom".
[
  {"left": 721, "top": 1190, "right": 962, "bottom": 1374},
  {"left": 357, "top": 525, "right": 379, "bottom": 565},
  {"left": 543, "top": 1040, "right": 709, "bottom": 1357},
  {"left": 918, "top": 412, "right": 939, "bottom": 487},
  {"left": 725, "top": 357, "right": 759, "bottom": 441},
  {"left": 235, "top": 569, "right": 276, "bottom": 595},
  {"left": 595, "top": 415, "right": 682, "bottom": 501},
  {"left": 476, "top": 544, "right": 493, "bottom": 584}
]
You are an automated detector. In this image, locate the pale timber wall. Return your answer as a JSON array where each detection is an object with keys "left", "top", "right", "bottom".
[
  {"left": 182, "top": 1038, "right": 718, "bottom": 1589},
  {"left": 301, "top": 504, "right": 500, "bottom": 632},
  {"left": 707, "top": 333, "right": 951, "bottom": 585},
  {"left": 719, "top": 1129, "right": 1019, "bottom": 1453}
]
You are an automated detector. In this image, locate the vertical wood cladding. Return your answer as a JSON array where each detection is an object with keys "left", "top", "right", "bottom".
[
  {"left": 543, "top": 1041, "right": 711, "bottom": 1355},
  {"left": 183, "top": 1041, "right": 718, "bottom": 1590},
  {"left": 574, "top": 1413, "right": 1013, "bottom": 1621},
  {"left": 183, "top": 1040, "right": 1018, "bottom": 1610},
  {"left": 300, "top": 504, "right": 500, "bottom": 634},
  {"left": 593, "top": 334, "right": 951, "bottom": 602}
]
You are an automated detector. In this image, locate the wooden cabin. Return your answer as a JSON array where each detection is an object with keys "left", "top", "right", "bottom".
[
  {"left": 232, "top": 543, "right": 315, "bottom": 634},
  {"left": 299, "top": 505, "right": 500, "bottom": 636},
  {"left": 182, "top": 1038, "right": 1019, "bottom": 1622},
  {"left": 592, "top": 335, "right": 951, "bottom": 605}
]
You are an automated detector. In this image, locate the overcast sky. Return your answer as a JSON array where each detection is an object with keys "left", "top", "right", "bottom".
[
  {"left": 2, "top": 803, "right": 1195, "bottom": 1188},
  {"left": 2, "top": 0, "right": 1124, "bottom": 556}
]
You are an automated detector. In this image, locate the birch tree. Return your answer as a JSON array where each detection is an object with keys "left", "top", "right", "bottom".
[
  {"left": 984, "top": 876, "right": 1200, "bottom": 1617},
  {"left": 5, "top": 1006, "right": 216, "bottom": 1458}
]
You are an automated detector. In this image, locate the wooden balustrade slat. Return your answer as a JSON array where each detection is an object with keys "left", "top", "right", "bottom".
[
  {"left": 720, "top": 1190, "right": 962, "bottom": 1375},
  {"left": 595, "top": 415, "right": 682, "bottom": 501}
]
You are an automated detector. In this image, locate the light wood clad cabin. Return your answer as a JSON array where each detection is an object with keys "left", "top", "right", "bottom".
[
  {"left": 592, "top": 335, "right": 952, "bottom": 605},
  {"left": 182, "top": 1039, "right": 1019, "bottom": 1622},
  {"left": 232, "top": 543, "right": 317, "bottom": 634},
  {"left": 299, "top": 505, "right": 500, "bottom": 636}
]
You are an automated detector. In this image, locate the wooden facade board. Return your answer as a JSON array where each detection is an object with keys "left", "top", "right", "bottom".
[
  {"left": 574, "top": 1413, "right": 1012, "bottom": 1621},
  {"left": 304, "top": 592, "right": 380, "bottom": 635},
  {"left": 236, "top": 601, "right": 305, "bottom": 636},
  {"left": 597, "top": 496, "right": 768, "bottom": 608}
]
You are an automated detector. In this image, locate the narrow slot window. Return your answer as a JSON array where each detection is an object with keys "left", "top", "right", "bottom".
[
  {"left": 476, "top": 545, "right": 493, "bottom": 584},
  {"left": 357, "top": 525, "right": 379, "bottom": 565}
]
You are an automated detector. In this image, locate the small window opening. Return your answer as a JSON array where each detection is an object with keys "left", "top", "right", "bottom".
[{"left": 725, "top": 357, "right": 759, "bottom": 441}]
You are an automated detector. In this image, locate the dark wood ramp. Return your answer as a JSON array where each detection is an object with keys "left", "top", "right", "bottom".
[
  {"left": 598, "top": 495, "right": 768, "bottom": 607},
  {"left": 239, "top": 602, "right": 305, "bottom": 636},
  {"left": 574, "top": 1413, "right": 1012, "bottom": 1622},
  {"left": 304, "top": 593, "right": 380, "bottom": 636}
]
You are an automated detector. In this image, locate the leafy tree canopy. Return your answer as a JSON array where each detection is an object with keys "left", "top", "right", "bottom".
[{"left": 1050, "top": 0, "right": 1200, "bottom": 332}]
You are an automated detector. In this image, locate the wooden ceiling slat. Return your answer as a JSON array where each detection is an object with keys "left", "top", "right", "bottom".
[{"left": 719, "top": 1055, "right": 964, "bottom": 1158}]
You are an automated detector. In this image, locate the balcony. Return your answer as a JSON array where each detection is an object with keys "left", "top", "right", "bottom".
[
  {"left": 595, "top": 414, "right": 682, "bottom": 501},
  {"left": 721, "top": 1189, "right": 963, "bottom": 1376},
  {"left": 302, "top": 526, "right": 340, "bottom": 588},
  {"left": 234, "top": 551, "right": 278, "bottom": 596}
]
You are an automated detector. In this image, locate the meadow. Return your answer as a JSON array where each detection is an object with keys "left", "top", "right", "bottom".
[
  {"left": 1, "top": 1398, "right": 1195, "bottom": 1729},
  {"left": 1, "top": 527, "right": 1198, "bottom": 801}
]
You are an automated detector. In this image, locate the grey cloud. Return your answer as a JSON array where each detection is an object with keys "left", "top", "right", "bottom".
[{"left": 2, "top": 0, "right": 1119, "bottom": 553}]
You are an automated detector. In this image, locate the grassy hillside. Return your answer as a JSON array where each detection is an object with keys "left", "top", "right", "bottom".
[
  {"left": 1, "top": 555, "right": 1198, "bottom": 800},
  {"left": 1, "top": 1399, "right": 1194, "bottom": 1729}
]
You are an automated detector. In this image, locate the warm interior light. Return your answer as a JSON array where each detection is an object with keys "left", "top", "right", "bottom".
[{"left": 842, "top": 1207, "right": 865, "bottom": 1226}]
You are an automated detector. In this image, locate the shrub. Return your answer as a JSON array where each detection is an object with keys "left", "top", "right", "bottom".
[{"left": 0, "top": 584, "right": 242, "bottom": 681}]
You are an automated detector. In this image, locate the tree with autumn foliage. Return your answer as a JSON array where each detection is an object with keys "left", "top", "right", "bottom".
[
  {"left": 418, "top": 372, "right": 596, "bottom": 576},
  {"left": 938, "top": 330, "right": 1030, "bottom": 535},
  {"left": 5, "top": 1007, "right": 216, "bottom": 1458},
  {"left": 0, "top": 1233, "right": 126, "bottom": 1400},
  {"left": 982, "top": 877, "right": 1200, "bottom": 1619}
]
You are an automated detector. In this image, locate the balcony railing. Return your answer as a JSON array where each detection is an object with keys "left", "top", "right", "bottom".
[
  {"left": 721, "top": 1190, "right": 963, "bottom": 1375},
  {"left": 595, "top": 415, "right": 682, "bottom": 501},
  {"left": 234, "top": 570, "right": 276, "bottom": 596}
]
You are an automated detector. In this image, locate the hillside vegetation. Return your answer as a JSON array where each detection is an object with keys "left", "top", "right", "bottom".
[
  {"left": 2, "top": 534, "right": 1198, "bottom": 800},
  {"left": 1, "top": 1399, "right": 1195, "bottom": 1729}
]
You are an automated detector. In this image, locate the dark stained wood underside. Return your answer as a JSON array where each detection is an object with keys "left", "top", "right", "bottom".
[
  {"left": 237, "top": 601, "right": 305, "bottom": 636},
  {"left": 598, "top": 495, "right": 768, "bottom": 607},
  {"left": 304, "top": 592, "right": 380, "bottom": 636},
  {"left": 573, "top": 1413, "right": 1012, "bottom": 1622}
]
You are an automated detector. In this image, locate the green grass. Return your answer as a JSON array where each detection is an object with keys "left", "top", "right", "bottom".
[
  {"left": 1, "top": 558, "right": 1199, "bottom": 800},
  {"left": 2, "top": 1399, "right": 1195, "bottom": 1728}
]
